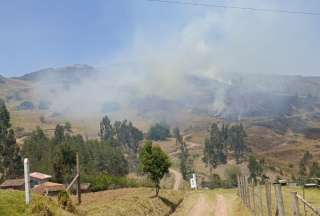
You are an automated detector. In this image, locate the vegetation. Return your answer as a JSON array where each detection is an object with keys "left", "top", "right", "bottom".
[
  {"left": 22, "top": 123, "right": 129, "bottom": 183},
  {"left": 79, "top": 188, "right": 184, "bottom": 216},
  {"left": 247, "top": 155, "right": 264, "bottom": 183},
  {"left": 139, "top": 141, "right": 171, "bottom": 196},
  {"left": 173, "top": 127, "right": 193, "bottom": 180},
  {"left": 0, "top": 189, "right": 74, "bottom": 216},
  {"left": 0, "top": 100, "right": 23, "bottom": 180},
  {"left": 203, "top": 123, "right": 247, "bottom": 174},
  {"left": 147, "top": 123, "right": 170, "bottom": 141},
  {"left": 100, "top": 115, "right": 143, "bottom": 153}
]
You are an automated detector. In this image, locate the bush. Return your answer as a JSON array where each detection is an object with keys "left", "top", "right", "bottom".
[
  {"left": 224, "top": 165, "right": 241, "bottom": 187},
  {"left": 147, "top": 123, "right": 170, "bottom": 141},
  {"left": 85, "top": 174, "right": 142, "bottom": 192},
  {"left": 57, "top": 191, "right": 76, "bottom": 213},
  {"left": 28, "top": 197, "right": 53, "bottom": 216}
]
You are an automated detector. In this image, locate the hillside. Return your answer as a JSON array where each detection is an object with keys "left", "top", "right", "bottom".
[{"left": 1, "top": 65, "right": 320, "bottom": 175}]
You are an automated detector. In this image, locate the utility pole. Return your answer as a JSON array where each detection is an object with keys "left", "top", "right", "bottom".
[{"left": 24, "top": 158, "right": 31, "bottom": 205}]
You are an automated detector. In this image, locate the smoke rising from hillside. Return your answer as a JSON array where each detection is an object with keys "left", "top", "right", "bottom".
[{"left": 33, "top": 0, "right": 320, "bottom": 120}]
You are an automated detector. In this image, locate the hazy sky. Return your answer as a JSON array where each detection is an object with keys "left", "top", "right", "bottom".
[{"left": 1, "top": 0, "right": 320, "bottom": 76}]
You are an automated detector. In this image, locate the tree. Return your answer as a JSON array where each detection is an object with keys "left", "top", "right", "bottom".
[
  {"left": 100, "top": 115, "right": 113, "bottom": 142},
  {"left": 248, "top": 155, "right": 263, "bottom": 183},
  {"left": 139, "top": 141, "right": 171, "bottom": 196},
  {"left": 228, "top": 124, "right": 247, "bottom": 163},
  {"left": 147, "top": 123, "right": 170, "bottom": 141},
  {"left": 0, "top": 100, "right": 23, "bottom": 179},
  {"left": 203, "top": 123, "right": 225, "bottom": 174},
  {"left": 174, "top": 127, "right": 193, "bottom": 180}
]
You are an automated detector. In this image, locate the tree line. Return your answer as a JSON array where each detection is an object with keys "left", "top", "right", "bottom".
[{"left": 203, "top": 123, "right": 247, "bottom": 173}]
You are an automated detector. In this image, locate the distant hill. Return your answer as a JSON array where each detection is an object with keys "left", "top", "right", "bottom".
[{"left": 15, "top": 64, "right": 97, "bottom": 84}]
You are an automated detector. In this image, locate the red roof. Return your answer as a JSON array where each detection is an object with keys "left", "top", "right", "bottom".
[
  {"left": 0, "top": 179, "right": 24, "bottom": 188},
  {"left": 32, "top": 182, "right": 65, "bottom": 194},
  {"left": 30, "top": 172, "right": 52, "bottom": 180}
]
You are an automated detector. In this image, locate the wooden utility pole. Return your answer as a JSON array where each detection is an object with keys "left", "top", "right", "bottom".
[{"left": 76, "top": 152, "right": 81, "bottom": 204}]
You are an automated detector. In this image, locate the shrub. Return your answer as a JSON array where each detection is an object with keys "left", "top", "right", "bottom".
[
  {"left": 224, "top": 165, "right": 241, "bottom": 187},
  {"left": 28, "top": 197, "right": 53, "bottom": 216},
  {"left": 85, "top": 174, "right": 143, "bottom": 192},
  {"left": 57, "top": 191, "right": 76, "bottom": 213}
]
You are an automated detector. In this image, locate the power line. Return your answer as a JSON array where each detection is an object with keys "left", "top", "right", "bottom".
[{"left": 147, "top": 0, "right": 320, "bottom": 16}]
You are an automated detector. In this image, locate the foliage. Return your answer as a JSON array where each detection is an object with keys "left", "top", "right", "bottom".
[
  {"left": 227, "top": 124, "right": 247, "bottom": 163},
  {"left": 0, "top": 100, "right": 23, "bottom": 180},
  {"left": 139, "top": 141, "right": 171, "bottom": 196},
  {"left": 203, "top": 123, "right": 226, "bottom": 173},
  {"left": 85, "top": 174, "right": 143, "bottom": 192},
  {"left": 224, "top": 165, "right": 241, "bottom": 187},
  {"left": 23, "top": 121, "right": 129, "bottom": 183},
  {"left": 57, "top": 191, "right": 76, "bottom": 213},
  {"left": 248, "top": 155, "right": 264, "bottom": 183},
  {"left": 174, "top": 127, "right": 193, "bottom": 180},
  {"left": 100, "top": 115, "right": 143, "bottom": 154},
  {"left": 147, "top": 123, "right": 170, "bottom": 141},
  {"left": 29, "top": 197, "right": 53, "bottom": 216}
]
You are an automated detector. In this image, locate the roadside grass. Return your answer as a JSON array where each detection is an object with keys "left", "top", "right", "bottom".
[
  {"left": 245, "top": 185, "right": 320, "bottom": 215},
  {"left": 0, "top": 189, "right": 74, "bottom": 216},
  {"left": 78, "top": 188, "right": 184, "bottom": 216}
]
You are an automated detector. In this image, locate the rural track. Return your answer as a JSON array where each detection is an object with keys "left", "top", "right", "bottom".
[
  {"left": 173, "top": 192, "right": 229, "bottom": 216},
  {"left": 169, "top": 168, "right": 183, "bottom": 190}
]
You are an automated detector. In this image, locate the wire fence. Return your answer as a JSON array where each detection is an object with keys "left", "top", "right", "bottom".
[{"left": 237, "top": 176, "right": 320, "bottom": 216}]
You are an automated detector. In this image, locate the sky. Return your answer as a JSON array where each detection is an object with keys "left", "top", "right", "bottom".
[{"left": 0, "top": 0, "right": 320, "bottom": 76}]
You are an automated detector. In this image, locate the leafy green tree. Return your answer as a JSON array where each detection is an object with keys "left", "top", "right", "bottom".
[
  {"left": 139, "top": 141, "right": 171, "bottom": 196},
  {"left": 248, "top": 155, "right": 263, "bottom": 183},
  {"left": 203, "top": 123, "right": 225, "bottom": 174},
  {"left": 228, "top": 124, "right": 247, "bottom": 163},
  {"left": 174, "top": 127, "right": 193, "bottom": 180},
  {"left": 0, "top": 100, "right": 22, "bottom": 179},
  {"left": 100, "top": 116, "right": 113, "bottom": 142},
  {"left": 147, "top": 123, "right": 170, "bottom": 141},
  {"left": 309, "top": 161, "right": 320, "bottom": 177}
]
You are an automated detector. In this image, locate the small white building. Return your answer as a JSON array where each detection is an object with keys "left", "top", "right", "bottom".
[{"left": 30, "top": 172, "right": 52, "bottom": 187}]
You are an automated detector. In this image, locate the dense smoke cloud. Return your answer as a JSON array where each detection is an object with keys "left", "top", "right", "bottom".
[{"left": 33, "top": 0, "right": 320, "bottom": 120}]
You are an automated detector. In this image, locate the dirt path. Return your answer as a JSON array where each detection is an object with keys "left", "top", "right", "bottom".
[
  {"left": 187, "top": 194, "right": 211, "bottom": 216},
  {"left": 169, "top": 168, "right": 183, "bottom": 190},
  {"left": 214, "top": 194, "right": 228, "bottom": 216}
]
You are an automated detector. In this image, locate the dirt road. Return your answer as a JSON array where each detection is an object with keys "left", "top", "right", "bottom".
[
  {"left": 169, "top": 168, "right": 183, "bottom": 190},
  {"left": 173, "top": 190, "right": 250, "bottom": 216}
]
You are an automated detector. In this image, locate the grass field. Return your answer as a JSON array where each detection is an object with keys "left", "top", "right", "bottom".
[
  {"left": 0, "top": 189, "right": 74, "bottom": 216},
  {"left": 77, "top": 188, "right": 184, "bottom": 216}
]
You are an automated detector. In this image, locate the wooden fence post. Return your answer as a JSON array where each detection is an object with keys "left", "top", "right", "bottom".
[
  {"left": 265, "top": 183, "right": 272, "bottom": 216},
  {"left": 258, "top": 183, "right": 264, "bottom": 216},
  {"left": 291, "top": 192, "right": 300, "bottom": 216},
  {"left": 76, "top": 152, "right": 81, "bottom": 204},
  {"left": 241, "top": 176, "right": 245, "bottom": 204},
  {"left": 252, "top": 180, "right": 257, "bottom": 216},
  {"left": 274, "top": 184, "right": 285, "bottom": 216}
]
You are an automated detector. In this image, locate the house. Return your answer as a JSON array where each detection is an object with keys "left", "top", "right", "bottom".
[
  {"left": 0, "top": 179, "right": 25, "bottom": 190},
  {"left": 30, "top": 172, "right": 51, "bottom": 187},
  {"left": 32, "top": 182, "right": 65, "bottom": 196}
]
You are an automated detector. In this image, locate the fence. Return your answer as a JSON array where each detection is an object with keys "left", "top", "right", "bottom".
[{"left": 237, "top": 176, "right": 320, "bottom": 216}]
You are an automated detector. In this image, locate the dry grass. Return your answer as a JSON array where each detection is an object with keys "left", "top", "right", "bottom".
[{"left": 78, "top": 188, "right": 184, "bottom": 216}]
